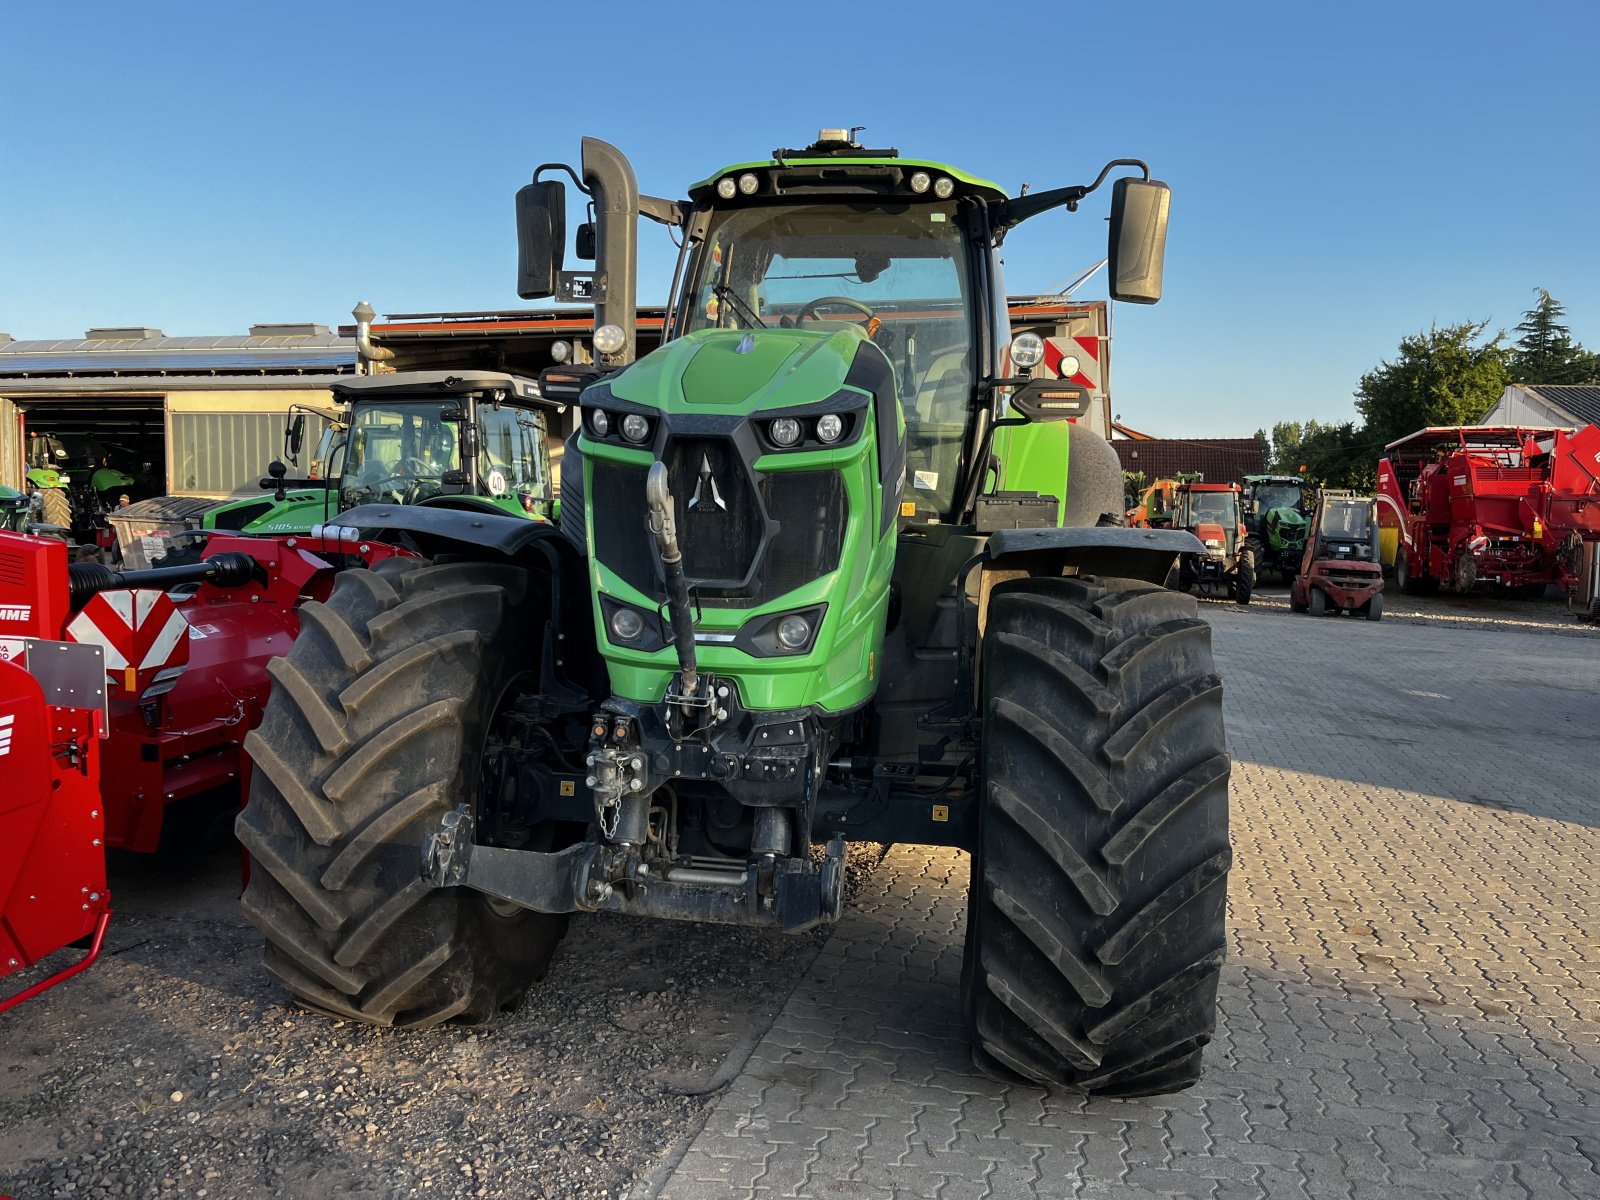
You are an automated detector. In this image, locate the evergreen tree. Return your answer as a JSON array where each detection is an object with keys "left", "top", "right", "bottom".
[{"left": 1509, "top": 289, "right": 1599, "bottom": 384}]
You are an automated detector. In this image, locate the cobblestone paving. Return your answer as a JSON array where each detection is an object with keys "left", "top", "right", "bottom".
[{"left": 645, "top": 605, "right": 1600, "bottom": 1199}]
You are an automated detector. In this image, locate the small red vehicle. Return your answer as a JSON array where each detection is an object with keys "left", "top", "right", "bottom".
[{"left": 1291, "top": 491, "right": 1385, "bottom": 621}]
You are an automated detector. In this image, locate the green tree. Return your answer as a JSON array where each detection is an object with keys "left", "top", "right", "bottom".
[
  {"left": 1355, "top": 320, "right": 1508, "bottom": 449},
  {"left": 1509, "top": 289, "right": 1600, "bottom": 384},
  {"left": 1298, "top": 421, "right": 1374, "bottom": 491}
]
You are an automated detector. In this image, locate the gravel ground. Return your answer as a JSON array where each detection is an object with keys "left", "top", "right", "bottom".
[{"left": 0, "top": 834, "right": 887, "bottom": 1200}]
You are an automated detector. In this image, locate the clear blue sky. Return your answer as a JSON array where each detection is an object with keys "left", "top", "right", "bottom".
[{"left": 3, "top": 1, "right": 1596, "bottom": 437}]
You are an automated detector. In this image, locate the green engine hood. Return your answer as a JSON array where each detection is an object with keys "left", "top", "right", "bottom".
[{"left": 609, "top": 325, "right": 870, "bottom": 413}]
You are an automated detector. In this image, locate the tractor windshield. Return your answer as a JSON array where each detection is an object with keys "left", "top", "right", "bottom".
[
  {"left": 681, "top": 201, "right": 975, "bottom": 514},
  {"left": 477, "top": 403, "right": 548, "bottom": 505},
  {"left": 1255, "top": 484, "right": 1305, "bottom": 512},
  {"left": 1186, "top": 492, "right": 1238, "bottom": 525},
  {"left": 340, "top": 400, "right": 462, "bottom": 509}
]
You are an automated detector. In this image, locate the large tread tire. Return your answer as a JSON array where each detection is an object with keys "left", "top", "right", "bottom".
[
  {"left": 236, "top": 558, "right": 568, "bottom": 1027},
  {"left": 963, "top": 575, "right": 1231, "bottom": 1096},
  {"left": 39, "top": 488, "right": 72, "bottom": 530},
  {"left": 1062, "top": 425, "right": 1127, "bottom": 528}
]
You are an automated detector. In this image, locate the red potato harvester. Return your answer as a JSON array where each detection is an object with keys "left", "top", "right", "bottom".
[{"left": 1377, "top": 424, "right": 1600, "bottom": 598}]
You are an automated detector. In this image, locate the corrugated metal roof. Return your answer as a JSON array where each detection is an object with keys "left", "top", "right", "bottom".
[
  {"left": 0, "top": 331, "right": 355, "bottom": 378},
  {"left": 1527, "top": 385, "right": 1600, "bottom": 426}
]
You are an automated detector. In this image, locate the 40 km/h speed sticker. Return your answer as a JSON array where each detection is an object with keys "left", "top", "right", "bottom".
[{"left": 487, "top": 469, "right": 508, "bottom": 496}]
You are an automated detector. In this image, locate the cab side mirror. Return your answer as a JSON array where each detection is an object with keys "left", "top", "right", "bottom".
[
  {"left": 285, "top": 414, "right": 306, "bottom": 461},
  {"left": 1107, "top": 177, "right": 1170, "bottom": 304},
  {"left": 516, "top": 180, "right": 567, "bottom": 299}
]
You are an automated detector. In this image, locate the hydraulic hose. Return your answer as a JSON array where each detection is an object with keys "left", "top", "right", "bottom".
[{"left": 645, "top": 461, "right": 699, "bottom": 702}]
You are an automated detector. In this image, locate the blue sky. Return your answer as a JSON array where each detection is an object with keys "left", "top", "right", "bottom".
[{"left": 3, "top": 1, "right": 1596, "bottom": 437}]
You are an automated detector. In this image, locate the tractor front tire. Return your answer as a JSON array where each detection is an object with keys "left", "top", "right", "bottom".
[
  {"left": 1234, "top": 552, "right": 1255, "bottom": 606},
  {"left": 39, "top": 488, "right": 71, "bottom": 530},
  {"left": 963, "top": 575, "right": 1231, "bottom": 1096},
  {"left": 237, "top": 558, "right": 568, "bottom": 1027}
]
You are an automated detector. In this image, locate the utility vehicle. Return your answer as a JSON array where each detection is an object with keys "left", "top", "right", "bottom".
[
  {"left": 237, "top": 131, "right": 1228, "bottom": 1095},
  {"left": 1290, "top": 490, "right": 1384, "bottom": 619},
  {"left": 1169, "top": 478, "right": 1254, "bottom": 603}
]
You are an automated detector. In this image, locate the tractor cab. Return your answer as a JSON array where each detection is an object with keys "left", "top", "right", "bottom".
[{"left": 206, "top": 371, "right": 558, "bottom": 536}]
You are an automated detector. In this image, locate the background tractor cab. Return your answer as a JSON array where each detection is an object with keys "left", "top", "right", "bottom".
[
  {"left": 1291, "top": 490, "right": 1384, "bottom": 619},
  {"left": 1169, "top": 477, "right": 1254, "bottom": 603},
  {"left": 1240, "top": 473, "right": 1314, "bottom": 581},
  {"left": 204, "top": 370, "right": 559, "bottom": 537}
]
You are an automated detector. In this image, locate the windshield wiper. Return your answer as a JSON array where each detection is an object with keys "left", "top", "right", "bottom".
[{"left": 712, "top": 283, "right": 767, "bottom": 330}]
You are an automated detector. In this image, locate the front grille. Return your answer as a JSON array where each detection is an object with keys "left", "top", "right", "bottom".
[
  {"left": 589, "top": 437, "right": 848, "bottom": 611},
  {"left": 590, "top": 459, "right": 657, "bottom": 597},
  {"left": 756, "top": 471, "right": 846, "bottom": 600},
  {"left": 669, "top": 438, "right": 761, "bottom": 587}
]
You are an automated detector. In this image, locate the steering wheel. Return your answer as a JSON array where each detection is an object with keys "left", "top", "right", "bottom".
[
  {"left": 392, "top": 456, "right": 437, "bottom": 478},
  {"left": 797, "top": 296, "right": 875, "bottom": 325}
]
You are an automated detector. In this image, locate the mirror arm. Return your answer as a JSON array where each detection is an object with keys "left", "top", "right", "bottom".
[
  {"left": 990, "top": 159, "right": 1151, "bottom": 233},
  {"left": 534, "top": 162, "right": 590, "bottom": 195},
  {"left": 639, "top": 194, "right": 685, "bottom": 227}
]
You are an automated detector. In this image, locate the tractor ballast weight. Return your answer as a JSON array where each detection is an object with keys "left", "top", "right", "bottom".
[
  {"left": 1290, "top": 491, "right": 1384, "bottom": 620},
  {"left": 240, "top": 132, "right": 1230, "bottom": 1096}
]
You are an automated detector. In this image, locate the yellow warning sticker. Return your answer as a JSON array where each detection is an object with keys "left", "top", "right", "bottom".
[
  {"left": 900, "top": 501, "right": 916, "bottom": 518},
  {"left": 560, "top": 781, "right": 576, "bottom": 797},
  {"left": 932, "top": 804, "right": 949, "bottom": 822}
]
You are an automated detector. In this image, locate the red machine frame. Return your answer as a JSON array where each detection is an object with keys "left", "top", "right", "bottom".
[{"left": 1377, "top": 424, "right": 1600, "bottom": 595}]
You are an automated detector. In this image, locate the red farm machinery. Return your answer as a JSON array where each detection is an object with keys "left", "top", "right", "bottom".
[
  {"left": 1, "top": 527, "right": 409, "bottom": 1008},
  {"left": 1377, "top": 424, "right": 1600, "bottom": 598}
]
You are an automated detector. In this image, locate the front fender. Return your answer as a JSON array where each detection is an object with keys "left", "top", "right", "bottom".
[{"left": 986, "top": 526, "right": 1204, "bottom": 585}]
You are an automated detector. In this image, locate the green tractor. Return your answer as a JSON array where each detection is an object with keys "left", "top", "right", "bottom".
[
  {"left": 204, "top": 370, "right": 558, "bottom": 536},
  {"left": 237, "top": 131, "right": 1229, "bottom": 1095},
  {"left": 1240, "top": 473, "right": 1313, "bottom": 581}
]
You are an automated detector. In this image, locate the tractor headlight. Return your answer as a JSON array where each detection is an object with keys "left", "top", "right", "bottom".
[
  {"left": 609, "top": 608, "right": 645, "bottom": 642},
  {"left": 768, "top": 417, "right": 802, "bottom": 447},
  {"left": 815, "top": 413, "right": 845, "bottom": 443},
  {"left": 716, "top": 176, "right": 738, "bottom": 199},
  {"left": 738, "top": 172, "right": 759, "bottom": 195},
  {"left": 593, "top": 324, "right": 626, "bottom": 356},
  {"left": 1010, "top": 332, "right": 1045, "bottom": 370},
  {"left": 58, "top": 475, "right": 71, "bottom": 485},
  {"left": 933, "top": 176, "right": 955, "bottom": 199},
  {"left": 550, "top": 340, "right": 571, "bottom": 363},
  {"left": 588, "top": 409, "right": 610, "bottom": 438},
  {"left": 1057, "top": 354, "right": 1080, "bottom": 377},
  {"left": 620, "top": 413, "right": 651, "bottom": 444},
  {"left": 776, "top": 614, "right": 812, "bottom": 650},
  {"left": 909, "top": 170, "right": 931, "bottom": 194}
]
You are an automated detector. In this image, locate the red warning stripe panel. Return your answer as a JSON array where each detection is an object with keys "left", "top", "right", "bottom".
[{"left": 65, "top": 590, "right": 190, "bottom": 674}]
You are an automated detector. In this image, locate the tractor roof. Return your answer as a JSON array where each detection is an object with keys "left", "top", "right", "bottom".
[
  {"left": 1244, "top": 474, "right": 1308, "bottom": 485},
  {"left": 332, "top": 370, "right": 544, "bottom": 403},
  {"left": 690, "top": 155, "right": 1006, "bottom": 205}
]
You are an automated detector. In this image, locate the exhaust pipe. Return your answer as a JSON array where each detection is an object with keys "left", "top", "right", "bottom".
[
  {"left": 351, "top": 300, "right": 394, "bottom": 373},
  {"left": 581, "top": 138, "right": 639, "bottom": 363},
  {"left": 646, "top": 461, "right": 699, "bottom": 705}
]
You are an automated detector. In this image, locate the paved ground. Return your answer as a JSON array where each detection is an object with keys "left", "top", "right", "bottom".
[{"left": 644, "top": 598, "right": 1600, "bottom": 1199}]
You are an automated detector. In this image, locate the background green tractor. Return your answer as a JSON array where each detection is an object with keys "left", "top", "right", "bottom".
[
  {"left": 204, "top": 370, "right": 558, "bottom": 537},
  {"left": 1241, "top": 473, "right": 1313, "bottom": 581},
  {"left": 237, "top": 131, "right": 1229, "bottom": 1096}
]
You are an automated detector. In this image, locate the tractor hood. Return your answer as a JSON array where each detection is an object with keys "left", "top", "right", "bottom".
[{"left": 606, "top": 326, "right": 870, "bottom": 414}]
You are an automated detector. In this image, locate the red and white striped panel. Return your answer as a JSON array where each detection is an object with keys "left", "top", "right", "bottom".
[
  {"left": 66, "top": 589, "right": 191, "bottom": 674},
  {"left": 1043, "top": 335, "right": 1101, "bottom": 391}
]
